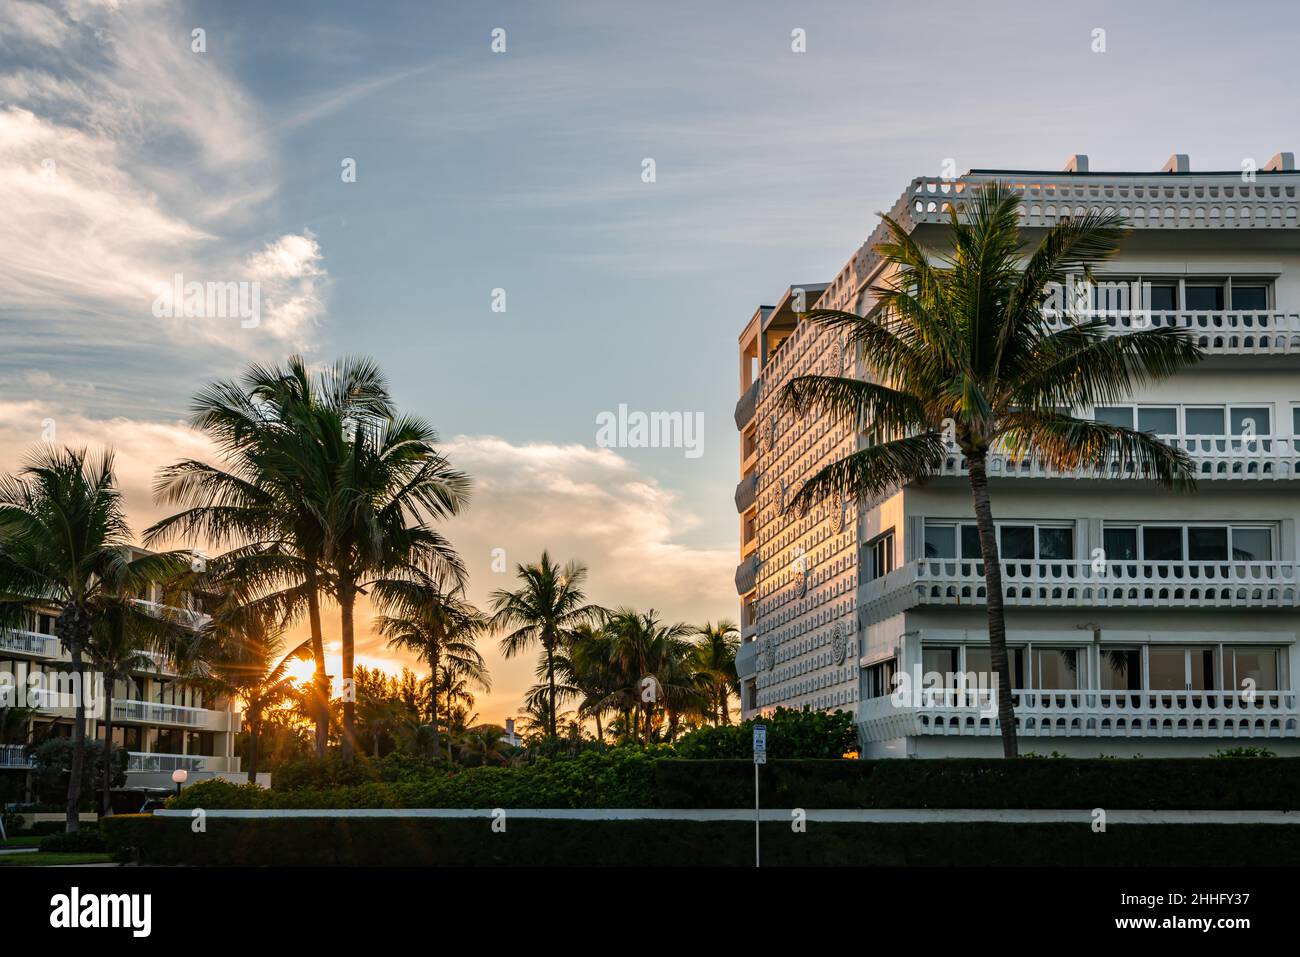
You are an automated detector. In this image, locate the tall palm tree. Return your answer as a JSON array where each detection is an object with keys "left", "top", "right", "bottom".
[
  {"left": 375, "top": 586, "right": 490, "bottom": 759},
  {"left": 603, "top": 608, "right": 701, "bottom": 744},
  {"left": 203, "top": 610, "right": 311, "bottom": 784},
  {"left": 0, "top": 447, "right": 184, "bottom": 831},
  {"left": 781, "top": 182, "right": 1201, "bottom": 757},
  {"left": 689, "top": 620, "right": 740, "bottom": 725},
  {"left": 562, "top": 624, "right": 620, "bottom": 742},
  {"left": 147, "top": 357, "right": 391, "bottom": 758},
  {"left": 490, "top": 553, "right": 604, "bottom": 737}
]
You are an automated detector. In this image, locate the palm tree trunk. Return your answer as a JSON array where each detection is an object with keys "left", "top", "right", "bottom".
[
  {"left": 428, "top": 660, "right": 442, "bottom": 759},
  {"left": 101, "top": 683, "right": 115, "bottom": 818},
  {"left": 595, "top": 712, "right": 603, "bottom": 743},
  {"left": 545, "top": 639, "right": 557, "bottom": 737},
  {"left": 247, "top": 712, "right": 260, "bottom": 784},
  {"left": 339, "top": 583, "right": 357, "bottom": 761},
  {"left": 305, "top": 569, "right": 328, "bottom": 759},
  {"left": 66, "top": 642, "right": 85, "bottom": 834},
  {"left": 720, "top": 685, "right": 732, "bottom": 725},
  {"left": 967, "top": 451, "right": 1018, "bottom": 758}
]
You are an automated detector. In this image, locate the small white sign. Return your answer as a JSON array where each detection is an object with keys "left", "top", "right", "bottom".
[{"left": 753, "top": 724, "right": 767, "bottom": 764}]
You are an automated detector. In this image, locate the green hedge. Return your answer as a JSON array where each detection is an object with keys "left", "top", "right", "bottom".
[
  {"left": 102, "top": 814, "right": 1300, "bottom": 866},
  {"left": 169, "top": 756, "right": 1300, "bottom": 812}
]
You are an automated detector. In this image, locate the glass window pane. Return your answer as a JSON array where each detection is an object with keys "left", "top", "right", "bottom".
[
  {"left": 1189, "top": 649, "right": 1217, "bottom": 691},
  {"left": 922, "top": 648, "right": 958, "bottom": 687},
  {"left": 1230, "top": 407, "right": 1270, "bottom": 436},
  {"left": 1185, "top": 285, "right": 1224, "bottom": 310},
  {"left": 1103, "top": 527, "right": 1138, "bottom": 561},
  {"left": 1000, "top": 526, "right": 1035, "bottom": 560},
  {"left": 1035, "top": 648, "right": 1082, "bottom": 690},
  {"left": 1231, "top": 285, "right": 1268, "bottom": 310},
  {"left": 1094, "top": 406, "right": 1134, "bottom": 428},
  {"left": 924, "top": 524, "right": 955, "bottom": 559},
  {"left": 1293, "top": 407, "right": 1300, "bottom": 437},
  {"left": 960, "top": 525, "right": 982, "bottom": 559},
  {"left": 1148, "top": 647, "right": 1186, "bottom": 690},
  {"left": 1188, "top": 526, "right": 1229, "bottom": 561},
  {"left": 1185, "top": 408, "right": 1226, "bottom": 435},
  {"left": 1038, "top": 527, "right": 1074, "bottom": 560},
  {"left": 1100, "top": 649, "right": 1142, "bottom": 691},
  {"left": 1143, "top": 526, "right": 1184, "bottom": 561},
  {"left": 1147, "top": 283, "right": 1177, "bottom": 312},
  {"left": 965, "top": 647, "right": 990, "bottom": 683},
  {"left": 1233, "top": 649, "right": 1277, "bottom": 692},
  {"left": 1136, "top": 407, "right": 1178, "bottom": 434},
  {"left": 1230, "top": 527, "right": 1272, "bottom": 561}
]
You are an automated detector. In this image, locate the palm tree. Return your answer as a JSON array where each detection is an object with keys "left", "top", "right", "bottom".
[
  {"left": 204, "top": 610, "right": 311, "bottom": 783},
  {"left": 0, "top": 447, "right": 184, "bottom": 831},
  {"left": 561, "top": 624, "right": 619, "bottom": 742},
  {"left": 689, "top": 620, "right": 740, "bottom": 725},
  {"left": 147, "top": 357, "right": 392, "bottom": 758},
  {"left": 781, "top": 182, "right": 1201, "bottom": 757},
  {"left": 375, "top": 586, "right": 490, "bottom": 759},
  {"left": 603, "top": 608, "right": 701, "bottom": 744},
  {"left": 490, "top": 553, "right": 605, "bottom": 737}
]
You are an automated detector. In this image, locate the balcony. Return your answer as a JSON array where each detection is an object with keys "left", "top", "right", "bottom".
[
  {"left": 1042, "top": 310, "right": 1300, "bottom": 356},
  {"left": 859, "top": 687, "right": 1300, "bottom": 743},
  {"left": 937, "top": 435, "right": 1300, "bottom": 482},
  {"left": 0, "top": 744, "right": 35, "bottom": 769},
  {"left": 126, "top": 751, "right": 208, "bottom": 773},
  {"left": 0, "top": 629, "right": 60, "bottom": 658},
  {"left": 862, "top": 558, "right": 1300, "bottom": 620},
  {"left": 734, "top": 554, "right": 759, "bottom": 595},
  {"left": 112, "top": 699, "right": 234, "bottom": 731},
  {"left": 734, "top": 379, "right": 761, "bottom": 430},
  {"left": 734, "top": 472, "right": 758, "bottom": 512}
]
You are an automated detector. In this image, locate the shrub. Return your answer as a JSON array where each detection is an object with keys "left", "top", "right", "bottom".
[
  {"left": 39, "top": 829, "right": 106, "bottom": 852},
  {"left": 1213, "top": 746, "right": 1277, "bottom": 758},
  {"left": 673, "top": 708, "right": 857, "bottom": 760}
]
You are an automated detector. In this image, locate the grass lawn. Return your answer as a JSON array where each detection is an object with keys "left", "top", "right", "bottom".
[
  {"left": 0, "top": 836, "right": 44, "bottom": 849},
  {"left": 0, "top": 852, "right": 113, "bottom": 867}
]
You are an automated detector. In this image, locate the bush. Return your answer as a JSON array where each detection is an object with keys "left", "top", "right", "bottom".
[
  {"left": 28, "top": 738, "right": 127, "bottom": 808},
  {"left": 103, "top": 814, "right": 1300, "bottom": 867},
  {"left": 674, "top": 708, "right": 857, "bottom": 760},
  {"left": 39, "top": 829, "right": 106, "bottom": 852}
]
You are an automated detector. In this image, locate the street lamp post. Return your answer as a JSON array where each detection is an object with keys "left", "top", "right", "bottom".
[{"left": 171, "top": 767, "right": 188, "bottom": 798}]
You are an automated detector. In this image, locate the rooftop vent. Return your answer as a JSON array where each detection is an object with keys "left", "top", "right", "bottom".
[{"left": 1161, "top": 153, "right": 1190, "bottom": 173}]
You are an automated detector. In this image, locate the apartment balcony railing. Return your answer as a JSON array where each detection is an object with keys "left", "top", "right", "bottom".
[
  {"left": 0, "top": 629, "right": 60, "bottom": 658},
  {"left": 937, "top": 435, "right": 1300, "bottom": 482},
  {"left": 111, "top": 699, "right": 227, "bottom": 729},
  {"left": 126, "top": 751, "right": 209, "bottom": 773},
  {"left": 1041, "top": 310, "right": 1300, "bottom": 355},
  {"left": 905, "top": 175, "right": 1300, "bottom": 232},
  {"left": 0, "top": 744, "right": 36, "bottom": 768},
  {"left": 734, "top": 379, "right": 761, "bottom": 430},
  {"left": 734, "top": 471, "right": 758, "bottom": 512},
  {"left": 859, "top": 687, "right": 1300, "bottom": 742},
  {"left": 862, "top": 558, "right": 1300, "bottom": 620},
  {"left": 734, "top": 554, "right": 759, "bottom": 596}
]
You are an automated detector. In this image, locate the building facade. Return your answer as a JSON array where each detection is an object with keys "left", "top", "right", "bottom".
[
  {"left": 0, "top": 561, "right": 243, "bottom": 795},
  {"left": 734, "top": 154, "right": 1300, "bottom": 757}
]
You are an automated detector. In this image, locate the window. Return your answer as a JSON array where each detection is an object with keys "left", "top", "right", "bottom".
[
  {"left": 924, "top": 524, "right": 955, "bottom": 559},
  {"left": 865, "top": 658, "right": 896, "bottom": 699},
  {"left": 964, "top": 646, "right": 1025, "bottom": 689},
  {"left": 1000, "top": 525, "right": 1035, "bottom": 560},
  {"left": 1095, "top": 406, "right": 1133, "bottom": 428},
  {"left": 1230, "top": 527, "right": 1272, "bottom": 561},
  {"left": 1229, "top": 648, "right": 1281, "bottom": 692},
  {"left": 1185, "top": 407, "right": 1226, "bottom": 435},
  {"left": 921, "top": 647, "right": 959, "bottom": 688},
  {"left": 1147, "top": 282, "right": 1177, "bottom": 312},
  {"left": 1100, "top": 648, "right": 1142, "bottom": 691},
  {"left": 924, "top": 521, "right": 1072, "bottom": 562},
  {"left": 1149, "top": 646, "right": 1217, "bottom": 690},
  {"left": 1142, "top": 526, "right": 1184, "bottom": 561},
  {"left": 867, "top": 530, "right": 895, "bottom": 580},
  {"left": 1105, "top": 524, "right": 1273, "bottom": 563},
  {"left": 1032, "top": 647, "right": 1084, "bottom": 689},
  {"left": 1230, "top": 407, "right": 1270, "bottom": 436},
  {"left": 1137, "top": 407, "right": 1178, "bottom": 435},
  {"left": 1231, "top": 285, "right": 1268, "bottom": 311},
  {"left": 1103, "top": 526, "right": 1138, "bottom": 560},
  {"left": 1185, "top": 284, "right": 1224, "bottom": 311}
]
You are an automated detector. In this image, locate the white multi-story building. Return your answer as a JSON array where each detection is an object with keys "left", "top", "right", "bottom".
[
  {"left": 0, "top": 555, "right": 243, "bottom": 794},
  {"left": 735, "top": 154, "right": 1300, "bottom": 757}
]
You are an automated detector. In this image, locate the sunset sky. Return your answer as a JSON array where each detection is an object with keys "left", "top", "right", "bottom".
[{"left": 3, "top": 0, "right": 1299, "bottom": 723}]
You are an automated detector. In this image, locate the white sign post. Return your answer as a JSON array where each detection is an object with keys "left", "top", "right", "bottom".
[{"left": 752, "top": 724, "right": 766, "bottom": 867}]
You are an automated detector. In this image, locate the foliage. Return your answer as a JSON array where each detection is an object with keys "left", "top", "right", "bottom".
[
  {"left": 27, "top": 739, "right": 127, "bottom": 807},
  {"left": 39, "top": 829, "right": 106, "bottom": 852},
  {"left": 673, "top": 707, "right": 857, "bottom": 760},
  {"left": 1213, "top": 746, "right": 1277, "bottom": 758}
]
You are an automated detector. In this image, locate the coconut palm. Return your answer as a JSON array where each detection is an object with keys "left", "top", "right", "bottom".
[
  {"left": 781, "top": 181, "right": 1202, "bottom": 757},
  {"left": 147, "top": 356, "right": 392, "bottom": 758},
  {"left": 0, "top": 447, "right": 185, "bottom": 831},
  {"left": 490, "top": 552, "right": 604, "bottom": 738},
  {"left": 689, "top": 620, "right": 740, "bottom": 725},
  {"left": 375, "top": 586, "right": 489, "bottom": 759},
  {"left": 603, "top": 608, "right": 702, "bottom": 744},
  {"left": 203, "top": 609, "right": 311, "bottom": 783}
]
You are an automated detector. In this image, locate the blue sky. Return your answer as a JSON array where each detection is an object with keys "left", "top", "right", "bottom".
[{"left": 2, "top": 0, "right": 1299, "bottom": 721}]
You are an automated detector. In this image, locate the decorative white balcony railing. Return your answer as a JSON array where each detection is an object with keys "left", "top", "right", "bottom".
[
  {"left": 937, "top": 435, "right": 1300, "bottom": 481},
  {"left": 1042, "top": 310, "right": 1300, "bottom": 355},
  {"left": 0, "top": 629, "right": 60, "bottom": 658},
  {"left": 112, "top": 699, "right": 211, "bottom": 728},
  {"left": 126, "top": 751, "right": 208, "bottom": 773},
  {"left": 0, "top": 744, "right": 36, "bottom": 768},
  {"left": 859, "top": 687, "right": 1300, "bottom": 742},
  {"left": 863, "top": 559, "right": 1300, "bottom": 619},
  {"left": 905, "top": 176, "right": 1300, "bottom": 232}
]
